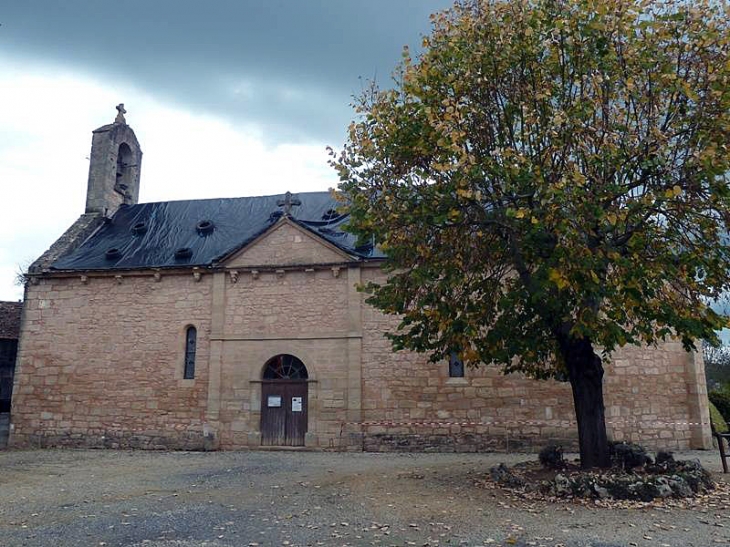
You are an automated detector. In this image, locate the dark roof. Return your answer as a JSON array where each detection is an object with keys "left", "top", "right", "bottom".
[
  {"left": 0, "top": 302, "right": 22, "bottom": 340},
  {"left": 51, "top": 192, "right": 383, "bottom": 271}
]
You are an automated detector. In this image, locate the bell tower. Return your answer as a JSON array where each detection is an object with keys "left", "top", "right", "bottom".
[{"left": 85, "top": 104, "right": 143, "bottom": 216}]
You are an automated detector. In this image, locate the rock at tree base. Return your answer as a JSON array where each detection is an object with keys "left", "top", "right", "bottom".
[
  {"left": 487, "top": 446, "right": 716, "bottom": 502},
  {"left": 655, "top": 450, "right": 675, "bottom": 466},
  {"left": 542, "top": 457, "right": 715, "bottom": 501},
  {"left": 609, "top": 441, "right": 652, "bottom": 469},
  {"left": 538, "top": 444, "right": 565, "bottom": 469},
  {"left": 489, "top": 463, "right": 525, "bottom": 487}
]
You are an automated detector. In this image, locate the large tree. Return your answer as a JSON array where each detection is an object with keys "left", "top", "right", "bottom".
[{"left": 332, "top": 0, "right": 730, "bottom": 468}]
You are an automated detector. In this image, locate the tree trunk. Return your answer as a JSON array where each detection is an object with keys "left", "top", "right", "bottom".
[{"left": 557, "top": 335, "right": 611, "bottom": 469}]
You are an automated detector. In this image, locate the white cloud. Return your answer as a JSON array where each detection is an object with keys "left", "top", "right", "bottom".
[{"left": 0, "top": 55, "right": 339, "bottom": 301}]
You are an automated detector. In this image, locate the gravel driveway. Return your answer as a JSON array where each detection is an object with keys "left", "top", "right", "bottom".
[{"left": 0, "top": 448, "right": 727, "bottom": 547}]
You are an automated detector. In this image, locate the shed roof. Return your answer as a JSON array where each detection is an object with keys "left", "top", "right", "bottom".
[
  {"left": 51, "top": 192, "right": 383, "bottom": 271},
  {"left": 0, "top": 301, "right": 22, "bottom": 340}
]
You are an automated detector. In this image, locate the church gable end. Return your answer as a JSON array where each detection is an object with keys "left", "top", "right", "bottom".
[{"left": 224, "top": 220, "right": 352, "bottom": 268}]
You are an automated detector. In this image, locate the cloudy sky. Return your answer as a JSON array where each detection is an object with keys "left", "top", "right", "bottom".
[{"left": 0, "top": 0, "right": 453, "bottom": 300}]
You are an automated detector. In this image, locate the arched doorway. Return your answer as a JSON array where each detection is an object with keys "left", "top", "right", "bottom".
[{"left": 260, "top": 354, "right": 308, "bottom": 446}]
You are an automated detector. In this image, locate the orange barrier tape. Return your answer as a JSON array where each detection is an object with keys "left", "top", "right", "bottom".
[{"left": 340, "top": 420, "right": 710, "bottom": 427}]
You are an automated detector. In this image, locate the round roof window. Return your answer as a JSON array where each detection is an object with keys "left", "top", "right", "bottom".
[
  {"left": 174, "top": 247, "right": 193, "bottom": 260},
  {"left": 131, "top": 222, "right": 148, "bottom": 236},
  {"left": 105, "top": 248, "right": 122, "bottom": 260},
  {"left": 196, "top": 220, "right": 215, "bottom": 236}
]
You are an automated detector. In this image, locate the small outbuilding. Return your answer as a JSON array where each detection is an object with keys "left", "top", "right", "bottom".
[{"left": 0, "top": 301, "right": 22, "bottom": 446}]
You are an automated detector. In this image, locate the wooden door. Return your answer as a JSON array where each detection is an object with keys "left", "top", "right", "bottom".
[{"left": 260, "top": 381, "right": 308, "bottom": 446}]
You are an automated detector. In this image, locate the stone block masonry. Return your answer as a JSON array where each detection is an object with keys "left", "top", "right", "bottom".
[
  {"left": 10, "top": 250, "right": 711, "bottom": 452},
  {"left": 11, "top": 274, "right": 212, "bottom": 450},
  {"left": 0, "top": 301, "right": 22, "bottom": 340},
  {"left": 359, "top": 268, "right": 711, "bottom": 453}
]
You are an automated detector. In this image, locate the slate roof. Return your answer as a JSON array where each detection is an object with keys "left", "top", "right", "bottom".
[
  {"left": 51, "top": 192, "right": 383, "bottom": 272},
  {"left": 0, "top": 302, "right": 22, "bottom": 340}
]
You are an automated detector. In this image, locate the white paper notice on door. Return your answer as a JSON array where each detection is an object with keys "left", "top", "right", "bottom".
[
  {"left": 268, "top": 395, "right": 282, "bottom": 408},
  {"left": 291, "top": 397, "right": 303, "bottom": 412}
]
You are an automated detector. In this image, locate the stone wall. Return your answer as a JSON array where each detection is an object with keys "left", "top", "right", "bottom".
[
  {"left": 212, "top": 262, "right": 360, "bottom": 449},
  {"left": 222, "top": 268, "right": 349, "bottom": 338},
  {"left": 359, "top": 267, "right": 710, "bottom": 452},
  {"left": 10, "top": 255, "right": 711, "bottom": 452},
  {"left": 604, "top": 343, "right": 711, "bottom": 450},
  {"left": 226, "top": 221, "right": 349, "bottom": 268},
  {"left": 11, "top": 273, "right": 212, "bottom": 449},
  {"left": 0, "top": 301, "right": 22, "bottom": 339},
  {"left": 11, "top": 226, "right": 362, "bottom": 451}
]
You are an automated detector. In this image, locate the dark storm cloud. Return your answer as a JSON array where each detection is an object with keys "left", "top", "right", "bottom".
[{"left": 1, "top": 0, "right": 453, "bottom": 142}]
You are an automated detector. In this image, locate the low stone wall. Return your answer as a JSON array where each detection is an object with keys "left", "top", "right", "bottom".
[
  {"left": 13, "top": 429, "right": 212, "bottom": 451},
  {"left": 362, "top": 431, "right": 579, "bottom": 453}
]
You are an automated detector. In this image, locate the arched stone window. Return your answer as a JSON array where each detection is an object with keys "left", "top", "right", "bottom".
[
  {"left": 262, "top": 354, "right": 308, "bottom": 380},
  {"left": 184, "top": 326, "right": 197, "bottom": 379}
]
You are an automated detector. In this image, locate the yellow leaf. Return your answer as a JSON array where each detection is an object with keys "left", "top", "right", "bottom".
[
  {"left": 462, "top": 347, "right": 479, "bottom": 361},
  {"left": 573, "top": 172, "right": 586, "bottom": 186},
  {"left": 673, "top": 185, "right": 682, "bottom": 196},
  {"left": 549, "top": 268, "right": 569, "bottom": 290},
  {"left": 606, "top": 212, "right": 617, "bottom": 225},
  {"left": 531, "top": 216, "right": 539, "bottom": 225},
  {"left": 515, "top": 208, "right": 527, "bottom": 219}
]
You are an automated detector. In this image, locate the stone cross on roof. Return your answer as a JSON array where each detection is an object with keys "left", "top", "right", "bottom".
[
  {"left": 114, "top": 103, "right": 127, "bottom": 124},
  {"left": 276, "top": 191, "right": 301, "bottom": 216}
]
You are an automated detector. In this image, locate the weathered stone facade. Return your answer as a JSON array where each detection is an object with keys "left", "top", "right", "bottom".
[
  {"left": 11, "top": 231, "right": 712, "bottom": 452},
  {"left": 85, "top": 120, "right": 142, "bottom": 215},
  {"left": 12, "top": 274, "right": 211, "bottom": 449},
  {"left": 355, "top": 267, "right": 711, "bottom": 453},
  {"left": 0, "top": 301, "right": 22, "bottom": 340},
  {"left": 9, "top": 112, "right": 713, "bottom": 453}
]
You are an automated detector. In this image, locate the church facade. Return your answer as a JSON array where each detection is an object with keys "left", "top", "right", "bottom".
[{"left": 10, "top": 110, "right": 713, "bottom": 452}]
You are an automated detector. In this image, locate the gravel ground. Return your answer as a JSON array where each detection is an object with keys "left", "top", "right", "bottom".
[{"left": 0, "top": 448, "right": 727, "bottom": 547}]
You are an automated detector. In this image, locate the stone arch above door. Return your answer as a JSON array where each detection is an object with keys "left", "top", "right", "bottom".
[
  {"left": 262, "top": 354, "right": 309, "bottom": 380},
  {"left": 247, "top": 344, "right": 318, "bottom": 383}
]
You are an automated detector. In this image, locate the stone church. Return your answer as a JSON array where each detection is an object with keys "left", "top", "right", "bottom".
[{"left": 10, "top": 108, "right": 712, "bottom": 452}]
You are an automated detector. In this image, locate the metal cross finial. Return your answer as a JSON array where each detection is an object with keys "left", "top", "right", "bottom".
[
  {"left": 276, "top": 191, "right": 302, "bottom": 216},
  {"left": 115, "top": 103, "right": 127, "bottom": 124}
]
